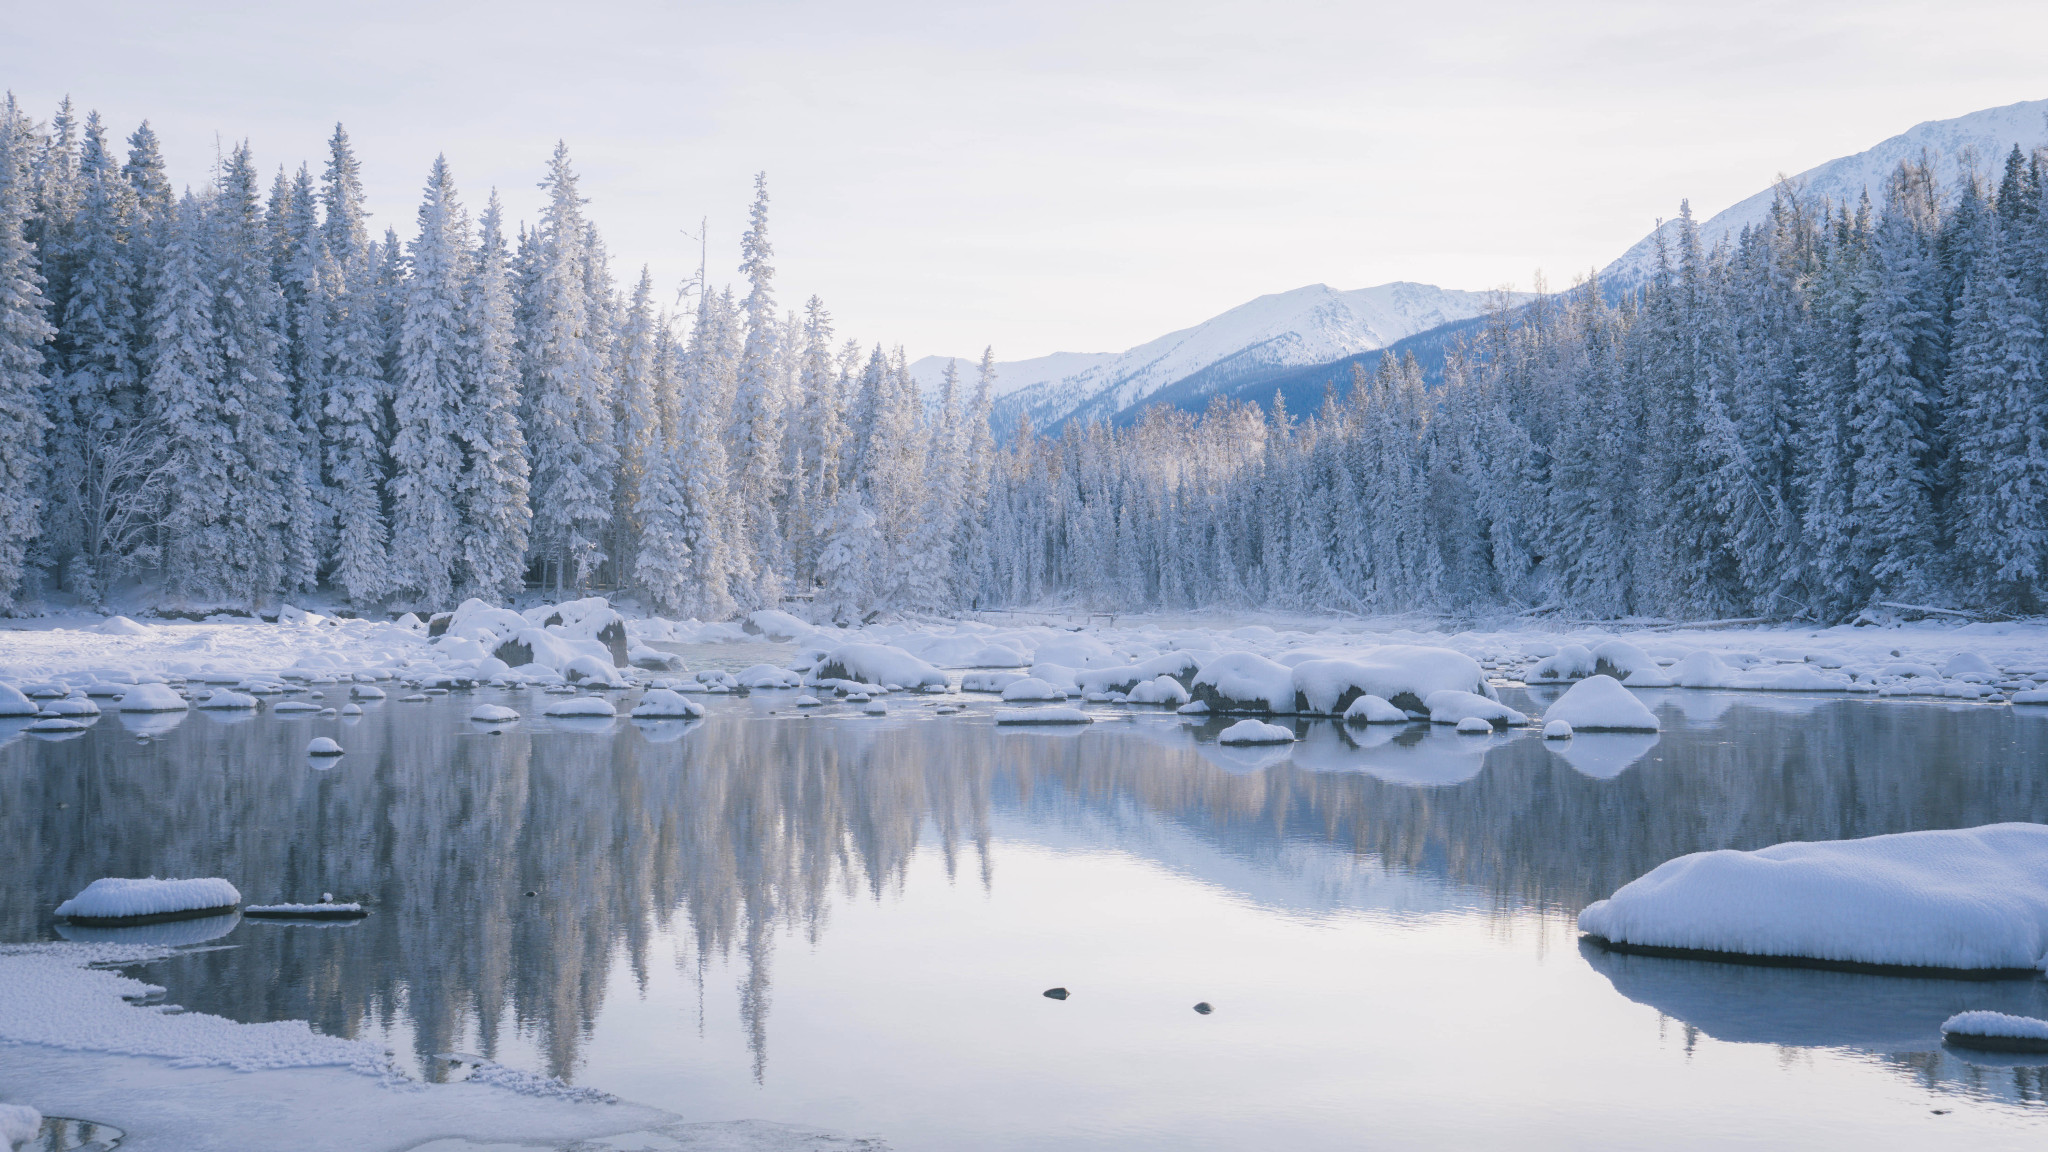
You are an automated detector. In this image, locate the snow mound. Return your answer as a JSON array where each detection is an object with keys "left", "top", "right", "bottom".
[
  {"left": 812, "top": 643, "right": 948, "bottom": 690},
  {"left": 470, "top": 704, "right": 520, "bottom": 723},
  {"left": 56, "top": 877, "right": 241, "bottom": 921},
  {"left": 1454, "top": 716, "right": 1492, "bottom": 734},
  {"left": 1423, "top": 690, "right": 1526, "bottom": 728},
  {"left": 1592, "top": 640, "right": 1672, "bottom": 686},
  {"left": 1289, "top": 647, "right": 1493, "bottom": 714},
  {"left": 1189, "top": 651, "right": 1298, "bottom": 713},
  {"left": 96, "top": 615, "right": 149, "bottom": 635},
  {"left": 0, "top": 683, "right": 39, "bottom": 717},
  {"left": 543, "top": 697, "right": 616, "bottom": 718},
  {"left": 1543, "top": 675, "right": 1658, "bottom": 731},
  {"left": 995, "top": 707, "right": 1093, "bottom": 725},
  {"left": 115, "top": 683, "right": 186, "bottom": 713},
  {"left": 1543, "top": 720, "right": 1573, "bottom": 740},
  {"left": 735, "top": 664, "right": 802, "bottom": 689},
  {"left": 1531, "top": 644, "right": 1596, "bottom": 681},
  {"left": 195, "top": 689, "right": 257, "bottom": 710},
  {"left": 630, "top": 689, "right": 704, "bottom": 719},
  {"left": 1579, "top": 823, "right": 2048, "bottom": 973},
  {"left": 1000, "top": 676, "right": 1067, "bottom": 702},
  {"left": 1944, "top": 651, "right": 1998, "bottom": 679},
  {"left": 745, "top": 609, "right": 814, "bottom": 641},
  {"left": 306, "top": 737, "right": 343, "bottom": 756},
  {"left": 1218, "top": 719, "right": 1295, "bottom": 745},
  {"left": 1943, "top": 1010, "right": 2048, "bottom": 1040},
  {"left": 2014, "top": 689, "right": 2048, "bottom": 705},
  {"left": 1126, "top": 675, "right": 1191, "bottom": 706},
  {"left": 1342, "top": 694, "right": 1407, "bottom": 724},
  {"left": 1669, "top": 650, "right": 1734, "bottom": 688},
  {"left": 1074, "top": 652, "right": 1203, "bottom": 696}
]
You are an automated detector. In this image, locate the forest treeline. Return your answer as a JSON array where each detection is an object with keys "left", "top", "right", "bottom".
[{"left": 1, "top": 95, "right": 2043, "bottom": 622}]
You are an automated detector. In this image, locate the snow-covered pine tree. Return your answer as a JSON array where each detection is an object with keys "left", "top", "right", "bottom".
[
  {"left": 0, "top": 98, "right": 54, "bottom": 609},
  {"left": 611, "top": 266, "right": 660, "bottom": 585},
  {"left": 388, "top": 155, "right": 471, "bottom": 609},
  {"left": 322, "top": 228, "right": 391, "bottom": 605},
  {"left": 208, "top": 143, "right": 310, "bottom": 601},
  {"left": 145, "top": 191, "right": 230, "bottom": 601},
  {"left": 519, "top": 143, "right": 616, "bottom": 593},
  {"left": 455, "top": 190, "right": 530, "bottom": 601},
  {"left": 729, "top": 173, "right": 783, "bottom": 605}
]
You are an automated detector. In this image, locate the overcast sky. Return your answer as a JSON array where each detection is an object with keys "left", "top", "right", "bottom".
[{"left": 9, "top": 0, "right": 2048, "bottom": 361}]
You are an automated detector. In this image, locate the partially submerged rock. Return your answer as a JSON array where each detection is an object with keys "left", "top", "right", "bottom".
[{"left": 56, "top": 877, "right": 241, "bottom": 927}]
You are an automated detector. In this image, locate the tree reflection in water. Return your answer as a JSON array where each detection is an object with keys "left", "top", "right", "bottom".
[{"left": 2, "top": 693, "right": 2045, "bottom": 1086}]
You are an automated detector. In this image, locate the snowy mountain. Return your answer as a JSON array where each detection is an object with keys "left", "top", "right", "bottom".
[
  {"left": 912, "top": 281, "right": 1529, "bottom": 433},
  {"left": 1603, "top": 98, "right": 2048, "bottom": 285}
]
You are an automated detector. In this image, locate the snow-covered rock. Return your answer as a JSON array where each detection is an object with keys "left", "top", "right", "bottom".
[
  {"left": 1422, "top": 690, "right": 1526, "bottom": 729},
  {"left": 745, "top": 609, "right": 813, "bottom": 641},
  {"left": 195, "top": 689, "right": 257, "bottom": 710},
  {"left": 735, "top": 664, "right": 802, "bottom": 689},
  {"left": 543, "top": 697, "right": 617, "bottom": 718},
  {"left": 1454, "top": 716, "right": 1492, "bottom": 734},
  {"left": 1218, "top": 719, "right": 1295, "bottom": 745},
  {"left": 1944, "top": 651, "right": 1998, "bottom": 679},
  {"left": 0, "top": 683, "right": 42, "bottom": 717},
  {"left": 1580, "top": 823, "right": 2048, "bottom": 973},
  {"left": 630, "top": 689, "right": 704, "bottom": 719},
  {"left": 306, "top": 737, "right": 343, "bottom": 756},
  {"left": 1592, "top": 640, "right": 1672, "bottom": 687},
  {"left": 1543, "top": 719, "right": 1573, "bottom": 740},
  {"left": 811, "top": 644, "right": 948, "bottom": 690},
  {"left": 1000, "top": 677, "right": 1067, "bottom": 702},
  {"left": 995, "top": 706, "right": 1093, "bottom": 725},
  {"left": 960, "top": 671, "right": 1027, "bottom": 693},
  {"left": 1074, "top": 652, "right": 1204, "bottom": 696},
  {"left": 1189, "top": 651, "right": 1299, "bottom": 713},
  {"left": 1530, "top": 644, "right": 1596, "bottom": 681},
  {"left": 1126, "top": 675, "right": 1191, "bottom": 706},
  {"left": 1941, "top": 1011, "right": 2048, "bottom": 1051},
  {"left": 1341, "top": 694, "right": 1407, "bottom": 724},
  {"left": 470, "top": 704, "right": 520, "bottom": 723},
  {"left": 96, "top": 614, "right": 149, "bottom": 635},
  {"left": 1669, "top": 650, "right": 1736, "bottom": 689},
  {"left": 116, "top": 683, "right": 187, "bottom": 713},
  {"left": 1542, "top": 675, "right": 1658, "bottom": 731},
  {"left": 37, "top": 694, "right": 96, "bottom": 717},
  {"left": 1288, "top": 647, "right": 1493, "bottom": 714},
  {"left": 56, "top": 877, "right": 240, "bottom": 922}
]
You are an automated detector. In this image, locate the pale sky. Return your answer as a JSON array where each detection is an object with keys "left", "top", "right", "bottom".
[{"left": 9, "top": 0, "right": 2048, "bottom": 361}]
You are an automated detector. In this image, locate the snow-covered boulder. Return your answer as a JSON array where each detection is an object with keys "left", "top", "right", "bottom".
[
  {"left": 745, "top": 609, "right": 813, "bottom": 641},
  {"left": 1669, "top": 650, "right": 1735, "bottom": 689},
  {"left": 1942, "top": 1011, "right": 2048, "bottom": 1053},
  {"left": 736, "top": 664, "right": 803, "bottom": 689},
  {"left": 306, "top": 737, "right": 343, "bottom": 756},
  {"left": 1944, "top": 651, "right": 1998, "bottom": 679},
  {"left": 0, "top": 683, "right": 39, "bottom": 717},
  {"left": 629, "top": 644, "right": 685, "bottom": 671},
  {"left": 116, "top": 683, "right": 188, "bottom": 713},
  {"left": 1580, "top": 824, "right": 2048, "bottom": 974},
  {"left": 56, "top": 876, "right": 240, "bottom": 924},
  {"left": 471, "top": 704, "right": 520, "bottom": 723},
  {"left": 995, "top": 706, "right": 1093, "bottom": 725},
  {"left": 1454, "top": 716, "right": 1492, "bottom": 734},
  {"left": 41, "top": 695, "right": 100, "bottom": 717},
  {"left": 563, "top": 654, "right": 628, "bottom": 687},
  {"left": 1189, "top": 651, "right": 1299, "bottom": 714},
  {"left": 812, "top": 643, "right": 948, "bottom": 690},
  {"left": 1074, "top": 652, "right": 1204, "bottom": 696},
  {"left": 1543, "top": 720, "right": 1573, "bottom": 740},
  {"left": 544, "top": 696, "right": 617, "bottom": 718},
  {"left": 195, "top": 689, "right": 258, "bottom": 710},
  {"left": 1001, "top": 677, "right": 1067, "bottom": 702},
  {"left": 1289, "top": 647, "right": 1494, "bottom": 714},
  {"left": 1592, "top": 640, "right": 1673, "bottom": 687},
  {"left": 1126, "top": 675, "right": 1191, "bottom": 706},
  {"left": 1217, "top": 719, "right": 1294, "bottom": 746},
  {"left": 631, "top": 689, "right": 704, "bottom": 719},
  {"left": 1026, "top": 663, "right": 1080, "bottom": 692},
  {"left": 1423, "top": 690, "right": 1526, "bottom": 729},
  {"left": 1530, "top": 644, "right": 1597, "bottom": 681},
  {"left": 1543, "top": 675, "right": 1658, "bottom": 731},
  {"left": 96, "top": 614, "right": 149, "bottom": 635},
  {"left": 1342, "top": 694, "right": 1407, "bottom": 724}
]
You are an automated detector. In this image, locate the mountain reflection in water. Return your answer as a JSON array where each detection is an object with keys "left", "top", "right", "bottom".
[{"left": 3, "top": 691, "right": 2047, "bottom": 1091}]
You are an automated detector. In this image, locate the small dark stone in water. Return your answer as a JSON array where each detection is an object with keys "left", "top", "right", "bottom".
[
  {"left": 1042, "top": 987, "right": 1068, "bottom": 1000},
  {"left": 1193, "top": 1002, "right": 1213, "bottom": 1014},
  {"left": 1932, "top": 1109, "right": 1951, "bottom": 1115},
  {"left": 524, "top": 891, "right": 537, "bottom": 897}
]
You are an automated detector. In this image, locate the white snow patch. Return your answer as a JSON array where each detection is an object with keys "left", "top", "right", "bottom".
[
  {"left": 1542, "top": 675, "right": 1659, "bottom": 731},
  {"left": 55, "top": 878, "right": 240, "bottom": 921},
  {"left": 1942, "top": 1010, "right": 2048, "bottom": 1040}
]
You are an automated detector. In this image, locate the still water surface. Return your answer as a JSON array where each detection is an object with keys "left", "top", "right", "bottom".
[{"left": 5, "top": 671, "right": 2048, "bottom": 1149}]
